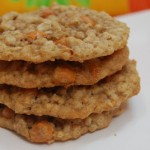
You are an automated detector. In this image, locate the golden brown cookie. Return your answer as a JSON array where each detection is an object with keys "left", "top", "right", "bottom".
[
  {"left": 0, "top": 103, "right": 126, "bottom": 144},
  {"left": 0, "top": 47, "right": 129, "bottom": 88},
  {"left": 0, "top": 5, "right": 129, "bottom": 62},
  {"left": 0, "top": 61, "right": 140, "bottom": 119}
]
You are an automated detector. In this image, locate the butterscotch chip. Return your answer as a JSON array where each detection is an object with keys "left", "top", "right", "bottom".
[
  {"left": 0, "top": 61, "right": 140, "bottom": 119},
  {"left": 1, "top": 107, "right": 14, "bottom": 119},
  {"left": 29, "top": 121, "right": 54, "bottom": 143},
  {"left": 0, "top": 103, "right": 126, "bottom": 143},
  {"left": 41, "top": 8, "right": 54, "bottom": 18},
  {"left": 0, "top": 47, "right": 128, "bottom": 88},
  {"left": 0, "top": 4, "right": 129, "bottom": 62},
  {"left": 25, "top": 31, "right": 48, "bottom": 42},
  {"left": 80, "top": 15, "right": 96, "bottom": 26}
]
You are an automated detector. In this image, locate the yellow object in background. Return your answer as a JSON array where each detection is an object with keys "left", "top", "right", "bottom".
[
  {"left": 91, "top": 0, "right": 129, "bottom": 16},
  {"left": 0, "top": 0, "right": 36, "bottom": 14},
  {"left": 0, "top": 0, "right": 150, "bottom": 16}
]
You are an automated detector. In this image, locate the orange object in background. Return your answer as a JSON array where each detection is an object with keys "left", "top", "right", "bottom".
[
  {"left": 129, "top": 0, "right": 150, "bottom": 12},
  {"left": 91, "top": 0, "right": 129, "bottom": 16},
  {"left": 91, "top": 0, "right": 150, "bottom": 15},
  {"left": 0, "top": 0, "right": 150, "bottom": 16}
]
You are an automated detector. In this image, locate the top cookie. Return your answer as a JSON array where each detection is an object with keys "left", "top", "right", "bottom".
[{"left": 0, "top": 5, "right": 129, "bottom": 63}]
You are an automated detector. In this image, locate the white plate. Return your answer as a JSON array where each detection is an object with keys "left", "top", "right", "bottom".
[{"left": 0, "top": 10, "right": 150, "bottom": 150}]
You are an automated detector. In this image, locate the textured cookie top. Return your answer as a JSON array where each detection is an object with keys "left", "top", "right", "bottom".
[
  {"left": 0, "top": 61, "right": 140, "bottom": 119},
  {"left": 0, "top": 47, "right": 129, "bottom": 88},
  {"left": 0, "top": 5, "right": 129, "bottom": 62}
]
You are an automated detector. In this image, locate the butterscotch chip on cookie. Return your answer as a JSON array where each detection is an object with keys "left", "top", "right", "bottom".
[
  {"left": 0, "top": 5, "right": 129, "bottom": 62},
  {"left": 0, "top": 103, "right": 126, "bottom": 143},
  {"left": 0, "top": 61, "right": 140, "bottom": 119},
  {"left": 0, "top": 47, "right": 129, "bottom": 88}
]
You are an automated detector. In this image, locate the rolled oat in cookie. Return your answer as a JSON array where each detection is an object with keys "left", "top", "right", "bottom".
[
  {"left": 0, "top": 4, "right": 129, "bottom": 62},
  {"left": 0, "top": 61, "right": 140, "bottom": 119},
  {"left": 0, "top": 47, "right": 129, "bottom": 88}
]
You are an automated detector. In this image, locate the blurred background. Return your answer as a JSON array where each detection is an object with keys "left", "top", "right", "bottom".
[{"left": 0, "top": 0, "right": 150, "bottom": 16}]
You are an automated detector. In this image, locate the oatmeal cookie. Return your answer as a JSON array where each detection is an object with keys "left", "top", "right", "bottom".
[
  {"left": 0, "top": 47, "right": 128, "bottom": 88},
  {"left": 0, "top": 103, "right": 126, "bottom": 143},
  {"left": 0, "top": 5, "right": 129, "bottom": 62},
  {"left": 0, "top": 61, "right": 140, "bottom": 119}
]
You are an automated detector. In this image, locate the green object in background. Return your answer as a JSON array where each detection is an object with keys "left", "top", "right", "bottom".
[
  {"left": 76, "top": 0, "right": 90, "bottom": 7},
  {"left": 11, "top": 0, "right": 90, "bottom": 7},
  {"left": 11, "top": 0, "right": 21, "bottom": 1},
  {"left": 11, "top": 0, "right": 52, "bottom": 7},
  {"left": 26, "top": 0, "right": 35, "bottom": 7},
  {"left": 36, "top": 0, "right": 52, "bottom": 7},
  {"left": 56, "top": 0, "right": 70, "bottom": 5}
]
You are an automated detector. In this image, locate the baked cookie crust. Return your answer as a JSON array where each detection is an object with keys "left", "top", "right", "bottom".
[
  {"left": 0, "top": 61, "right": 140, "bottom": 119},
  {"left": 0, "top": 103, "right": 126, "bottom": 143},
  {"left": 0, "top": 5, "right": 129, "bottom": 62},
  {"left": 0, "top": 47, "right": 128, "bottom": 88}
]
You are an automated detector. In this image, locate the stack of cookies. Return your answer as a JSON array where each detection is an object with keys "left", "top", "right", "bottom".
[{"left": 0, "top": 5, "right": 140, "bottom": 143}]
